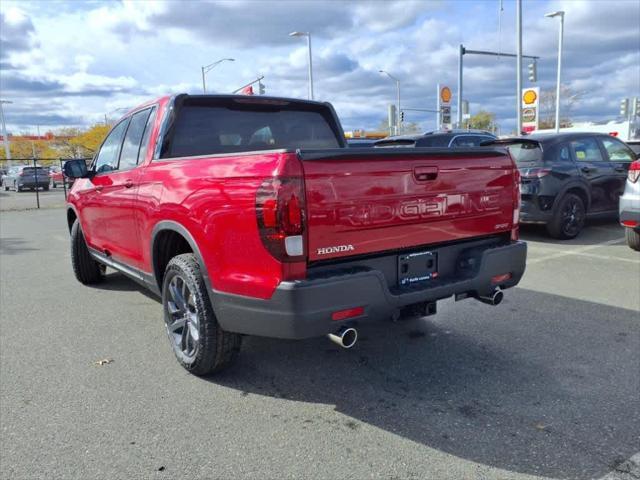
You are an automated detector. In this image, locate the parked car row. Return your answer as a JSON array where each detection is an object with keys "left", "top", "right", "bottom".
[
  {"left": 0, "top": 163, "right": 77, "bottom": 191},
  {"left": 1, "top": 165, "right": 51, "bottom": 191}
]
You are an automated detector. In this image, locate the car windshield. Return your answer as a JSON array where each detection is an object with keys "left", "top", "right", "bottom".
[{"left": 508, "top": 142, "right": 544, "bottom": 165}]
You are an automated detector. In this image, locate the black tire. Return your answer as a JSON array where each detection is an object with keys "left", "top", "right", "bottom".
[
  {"left": 546, "top": 193, "right": 586, "bottom": 239},
  {"left": 625, "top": 227, "right": 640, "bottom": 251},
  {"left": 162, "top": 253, "right": 241, "bottom": 375},
  {"left": 3, "top": 186, "right": 8, "bottom": 191},
  {"left": 70, "top": 219, "right": 104, "bottom": 284},
  {"left": 52, "top": 182, "right": 57, "bottom": 188},
  {"left": 43, "top": 185, "right": 49, "bottom": 191}
]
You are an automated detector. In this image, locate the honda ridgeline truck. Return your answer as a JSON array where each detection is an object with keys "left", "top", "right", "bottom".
[{"left": 64, "top": 94, "right": 527, "bottom": 375}]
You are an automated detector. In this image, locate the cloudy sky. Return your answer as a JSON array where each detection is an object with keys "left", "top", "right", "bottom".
[{"left": 1, "top": 0, "right": 638, "bottom": 135}]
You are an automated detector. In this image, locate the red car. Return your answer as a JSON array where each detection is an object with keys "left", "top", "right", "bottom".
[
  {"left": 50, "top": 167, "right": 64, "bottom": 188},
  {"left": 63, "top": 94, "right": 526, "bottom": 375}
]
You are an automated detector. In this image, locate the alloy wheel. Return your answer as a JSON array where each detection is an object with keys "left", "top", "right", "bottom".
[{"left": 165, "top": 274, "right": 200, "bottom": 361}]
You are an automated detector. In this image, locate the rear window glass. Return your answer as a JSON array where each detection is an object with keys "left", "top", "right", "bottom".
[
  {"left": 162, "top": 103, "right": 341, "bottom": 158},
  {"left": 508, "top": 143, "right": 543, "bottom": 165},
  {"left": 417, "top": 136, "right": 452, "bottom": 147},
  {"left": 22, "top": 167, "right": 49, "bottom": 174}
]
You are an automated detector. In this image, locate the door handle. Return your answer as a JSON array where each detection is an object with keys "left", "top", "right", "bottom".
[
  {"left": 581, "top": 166, "right": 595, "bottom": 174},
  {"left": 94, "top": 185, "right": 103, "bottom": 192},
  {"left": 614, "top": 166, "right": 626, "bottom": 173},
  {"left": 124, "top": 179, "right": 134, "bottom": 188},
  {"left": 414, "top": 166, "right": 439, "bottom": 181}
]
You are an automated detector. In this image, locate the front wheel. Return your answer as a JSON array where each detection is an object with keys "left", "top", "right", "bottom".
[
  {"left": 625, "top": 227, "right": 640, "bottom": 251},
  {"left": 70, "top": 219, "right": 105, "bottom": 284},
  {"left": 547, "top": 193, "right": 586, "bottom": 239},
  {"left": 162, "top": 253, "right": 241, "bottom": 375}
]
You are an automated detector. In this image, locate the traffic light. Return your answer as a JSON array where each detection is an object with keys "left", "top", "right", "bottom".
[
  {"left": 620, "top": 98, "right": 629, "bottom": 117},
  {"left": 400, "top": 110, "right": 405, "bottom": 122},
  {"left": 258, "top": 81, "right": 265, "bottom": 95},
  {"left": 528, "top": 61, "right": 537, "bottom": 82}
]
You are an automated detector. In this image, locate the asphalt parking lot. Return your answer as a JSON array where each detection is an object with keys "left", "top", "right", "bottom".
[
  {"left": 0, "top": 186, "right": 68, "bottom": 211},
  {"left": 1, "top": 208, "right": 638, "bottom": 480}
]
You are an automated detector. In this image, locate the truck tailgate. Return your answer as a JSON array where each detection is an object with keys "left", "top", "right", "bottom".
[{"left": 300, "top": 148, "right": 516, "bottom": 262}]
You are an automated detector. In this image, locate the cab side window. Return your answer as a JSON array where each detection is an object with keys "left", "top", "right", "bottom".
[
  {"left": 95, "top": 120, "right": 129, "bottom": 173},
  {"left": 119, "top": 109, "right": 152, "bottom": 170},
  {"left": 570, "top": 138, "right": 603, "bottom": 162},
  {"left": 601, "top": 138, "right": 635, "bottom": 162}
]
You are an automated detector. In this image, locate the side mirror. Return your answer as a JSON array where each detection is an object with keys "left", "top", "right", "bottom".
[{"left": 63, "top": 159, "right": 90, "bottom": 179}]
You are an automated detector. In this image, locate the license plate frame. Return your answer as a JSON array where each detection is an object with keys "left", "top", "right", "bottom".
[{"left": 398, "top": 250, "right": 438, "bottom": 287}]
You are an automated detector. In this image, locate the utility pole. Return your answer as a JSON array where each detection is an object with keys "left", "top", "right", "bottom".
[
  {"left": 457, "top": 45, "right": 464, "bottom": 128},
  {"left": 516, "top": 0, "right": 523, "bottom": 134},
  {"left": 379, "top": 70, "right": 401, "bottom": 135},
  {"left": 436, "top": 83, "right": 441, "bottom": 130},
  {"left": 457, "top": 46, "right": 539, "bottom": 132},
  {"left": 289, "top": 32, "right": 314, "bottom": 100},
  {"left": 546, "top": 10, "right": 565, "bottom": 133},
  {"left": 201, "top": 58, "right": 235, "bottom": 93},
  {"left": 0, "top": 100, "right": 12, "bottom": 164}
]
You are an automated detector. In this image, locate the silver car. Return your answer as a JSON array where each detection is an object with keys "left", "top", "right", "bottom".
[{"left": 619, "top": 154, "right": 640, "bottom": 251}]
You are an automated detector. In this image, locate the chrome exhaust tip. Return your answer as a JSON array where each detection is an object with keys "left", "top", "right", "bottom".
[
  {"left": 327, "top": 327, "right": 358, "bottom": 349},
  {"left": 477, "top": 288, "right": 504, "bottom": 306}
]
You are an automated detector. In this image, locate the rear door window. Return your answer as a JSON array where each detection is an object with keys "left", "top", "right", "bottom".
[
  {"left": 600, "top": 137, "right": 635, "bottom": 162},
  {"left": 571, "top": 138, "right": 604, "bottom": 162}
]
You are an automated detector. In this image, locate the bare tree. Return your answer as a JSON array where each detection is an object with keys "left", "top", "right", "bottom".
[{"left": 539, "top": 85, "right": 579, "bottom": 129}]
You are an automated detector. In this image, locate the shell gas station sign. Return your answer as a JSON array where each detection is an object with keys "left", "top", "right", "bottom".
[
  {"left": 439, "top": 85, "right": 452, "bottom": 128},
  {"left": 521, "top": 87, "right": 540, "bottom": 133}
]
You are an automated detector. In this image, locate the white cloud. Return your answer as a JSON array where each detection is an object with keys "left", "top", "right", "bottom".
[{"left": 0, "top": 0, "right": 638, "bottom": 134}]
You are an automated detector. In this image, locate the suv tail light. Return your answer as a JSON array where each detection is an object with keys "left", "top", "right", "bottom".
[
  {"left": 628, "top": 160, "right": 640, "bottom": 183},
  {"left": 256, "top": 176, "right": 306, "bottom": 262},
  {"left": 520, "top": 167, "right": 551, "bottom": 179}
]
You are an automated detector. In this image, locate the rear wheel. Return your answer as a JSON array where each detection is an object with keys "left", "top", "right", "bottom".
[
  {"left": 43, "top": 185, "right": 49, "bottom": 191},
  {"left": 547, "top": 193, "right": 586, "bottom": 239},
  {"left": 70, "top": 219, "right": 105, "bottom": 284},
  {"left": 625, "top": 227, "right": 640, "bottom": 251},
  {"left": 162, "top": 253, "right": 241, "bottom": 375}
]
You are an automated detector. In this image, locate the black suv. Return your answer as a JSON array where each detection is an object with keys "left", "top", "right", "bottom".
[
  {"left": 490, "top": 133, "right": 635, "bottom": 239},
  {"left": 374, "top": 129, "right": 497, "bottom": 148}
]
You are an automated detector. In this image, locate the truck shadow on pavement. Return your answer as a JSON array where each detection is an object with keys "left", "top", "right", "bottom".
[{"left": 210, "top": 288, "right": 639, "bottom": 480}]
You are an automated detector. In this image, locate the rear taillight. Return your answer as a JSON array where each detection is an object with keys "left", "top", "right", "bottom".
[
  {"left": 521, "top": 167, "right": 551, "bottom": 179},
  {"left": 256, "top": 176, "right": 306, "bottom": 262},
  {"left": 628, "top": 160, "right": 640, "bottom": 183}
]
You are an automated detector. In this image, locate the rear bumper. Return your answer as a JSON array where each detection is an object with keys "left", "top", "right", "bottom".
[
  {"left": 18, "top": 180, "right": 49, "bottom": 187},
  {"left": 519, "top": 197, "right": 553, "bottom": 224},
  {"left": 212, "top": 241, "right": 527, "bottom": 339},
  {"left": 619, "top": 188, "right": 640, "bottom": 229}
]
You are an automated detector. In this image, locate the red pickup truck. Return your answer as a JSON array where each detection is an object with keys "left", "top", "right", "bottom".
[{"left": 64, "top": 94, "right": 526, "bottom": 375}]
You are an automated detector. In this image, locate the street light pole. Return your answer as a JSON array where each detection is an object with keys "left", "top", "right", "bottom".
[
  {"left": 201, "top": 58, "right": 235, "bottom": 93},
  {"left": 289, "top": 32, "right": 314, "bottom": 100},
  {"left": 379, "top": 70, "right": 401, "bottom": 135},
  {"left": 516, "top": 0, "right": 523, "bottom": 134},
  {"left": 546, "top": 10, "right": 565, "bottom": 133},
  {"left": 0, "top": 100, "right": 13, "bottom": 163}
]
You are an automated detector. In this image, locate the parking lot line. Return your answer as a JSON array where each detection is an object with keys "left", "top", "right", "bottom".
[{"left": 527, "top": 238, "right": 627, "bottom": 265}]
